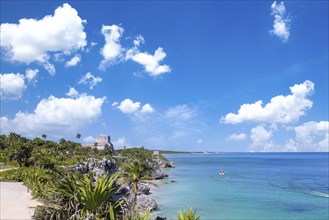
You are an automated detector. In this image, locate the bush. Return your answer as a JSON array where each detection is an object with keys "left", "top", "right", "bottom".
[{"left": 0, "top": 167, "right": 29, "bottom": 182}]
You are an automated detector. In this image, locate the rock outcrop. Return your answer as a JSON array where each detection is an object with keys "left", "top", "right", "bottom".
[
  {"left": 72, "top": 152, "right": 175, "bottom": 215},
  {"left": 136, "top": 194, "right": 157, "bottom": 211},
  {"left": 151, "top": 170, "right": 168, "bottom": 179},
  {"left": 153, "top": 157, "right": 176, "bottom": 169},
  {"left": 72, "top": 158, "right": 118, "bottom": 178},
  {"left": 137, "top": 184, "right": 150, "bottom": 195}
]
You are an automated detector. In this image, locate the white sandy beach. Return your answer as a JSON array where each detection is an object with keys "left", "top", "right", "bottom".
[{"left": 0, "top": 182, "right": 41, "bottom": 220}]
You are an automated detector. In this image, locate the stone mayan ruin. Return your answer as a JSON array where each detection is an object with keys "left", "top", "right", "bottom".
[{"left": 94, "top": 134, "right": 114, "bottom": 153}]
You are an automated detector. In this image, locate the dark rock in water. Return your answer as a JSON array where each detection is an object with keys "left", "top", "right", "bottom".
[
  {"left": 164, "top": 161, "right": 176, "bottom": 168},
  {"left": 155, "top": 216, "right": 167, "bottom": 220},
  {"left": 136, "top": 194, "right": 157, "bottom": 211},
  {"left": 137, "top": 184, "right": 150, "bottom": 195},
  {"left": 171, "top": 180, "right": 176, "bottom": 183}
]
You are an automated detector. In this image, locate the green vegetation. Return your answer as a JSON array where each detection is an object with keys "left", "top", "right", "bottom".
[
  {"left": 117, "top": 160, "right": 153, "bottom": 216},
  {"left": 0, "top": 132, "right": 201, "bottom": 219},
  {"left": 177, "top": 208, "right": 201, "bottom": 220},
  {"left": 0, "top": 162, "right": 17, "bottom": 170},
  {"left": 33, "top": 173, "right": 120, "bottom": 219}
]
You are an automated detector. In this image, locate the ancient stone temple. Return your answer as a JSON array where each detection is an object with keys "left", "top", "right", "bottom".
[{"left": 94, "top": 134, "right": 114, "bottom": 153}]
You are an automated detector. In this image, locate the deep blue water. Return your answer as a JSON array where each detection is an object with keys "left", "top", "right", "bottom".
[{"left": 151, "top": 153, "right": 329, "bottom": 220}]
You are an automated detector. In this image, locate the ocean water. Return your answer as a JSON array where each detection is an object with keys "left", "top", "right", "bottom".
[{"left": 151, "top": 153, "right": 329, "bottom": 220}]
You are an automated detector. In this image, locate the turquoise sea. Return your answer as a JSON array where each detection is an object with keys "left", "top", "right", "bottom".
[{"left": 151, "top": 153, "right": 329, "bottom": 220}]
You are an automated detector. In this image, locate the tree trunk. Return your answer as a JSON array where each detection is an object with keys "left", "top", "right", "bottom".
[{"left": 17, "top": 158, "right": 22, "bottom": 167}]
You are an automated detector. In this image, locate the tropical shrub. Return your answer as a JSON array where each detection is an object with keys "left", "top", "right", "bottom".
[
  {"left": 34, "top": 173, "right": 121, "bottom": 220},
  {"left": 177, "top": 208, "right": 201, "bottom": 220},
  {"left": 0, "top": 167, "right": 29, "bottom": 182}
]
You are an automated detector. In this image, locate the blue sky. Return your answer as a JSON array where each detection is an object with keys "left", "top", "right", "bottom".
[{"left": 0, "top": 1, "right": 328, "bottom": 152}]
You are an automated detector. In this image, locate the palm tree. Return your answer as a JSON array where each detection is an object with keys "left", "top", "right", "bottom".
[
  {"left": 41, "top": 134, "right": 47, "bottom": 140},
  {"left": 117, "top": 160, "right": 152, "bottom": 215},
  {"left": 76, "top": 133, "right": 81, "bottom": 140}
]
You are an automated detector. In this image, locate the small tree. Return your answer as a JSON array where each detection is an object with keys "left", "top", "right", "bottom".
[
  {"left": 41, "top": 134, "right": 47, "bottom": 140},
  {"left": 117, "top": 160, "right": 152, "bottom": 215},
  {"left": 7, "top": 141, "right": 31, "bottom": 167}
]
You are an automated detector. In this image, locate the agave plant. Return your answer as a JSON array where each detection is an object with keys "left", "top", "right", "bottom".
[
  {"left": 78, "top": 174, "right": 119, "bottom": 218},
  {"left": 34, "top": 173, "right": 121, "bottom": 220},
  {"left": 177, "top": 208, "right": 201, "bottom": 220}
]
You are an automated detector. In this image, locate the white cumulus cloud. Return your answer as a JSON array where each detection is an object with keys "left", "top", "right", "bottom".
[
  {"left": 66, "top": 87, "right": 79, "bottom": 98},
  {"left": 116, "top": 99, "right": 141, "bottom": 114},
  {"left": 79, "top": 72, "right": 102, "bottom": 90},
  {"left": 43, "top": 62, "right": 56, "bottom": 75},
  {"left": 0, "top": 94, "right": 106, "bottom": 137},
  {"left": 221, "top": 80, "right": 314, "bottom": 124},
  {"left": 227, "top": 133, "right": 247, "bottom": 141},
  {"left": 112, "top": 136, "right": 133, "bottom": 149},
  {"left": 270, "top": 1, "right": 290, "bottom": 42},
  {"left": 288, "top": 121, "right": 329, "bottom": 152},
  {"left": 127, "top": 47, "right": 171, "bottom": 76},
  {"left": 65, "top": 55, "right": 81, "bottom": 67},
  {"left": 250, "top": 125, "right": 273, "bottom": 151},
  {"left": 115, "top": 99, "right": 154, "bottom": 114},
  {"left": 133, "top": 35, "right": 145, "bottom": 47},
  {"left": 0, "top": 73, "right": 26, "bottom": 100},
  {"left": 0, "top": 3, "right": 87, "bottom": 74},
  {"left": 141, "top": 103, "right": 155, "bottom": 113},
  {"left": 25, "top": 68, "right": 39, "bottom": 83},
  {"left": 99, "top": 25, "right": 124, "bottom": 70},
  {"left": 111, "top": 102, "right": 119, "bottom": 107}
]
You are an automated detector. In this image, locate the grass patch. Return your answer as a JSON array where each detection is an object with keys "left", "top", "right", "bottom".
[
  {"left": 0, "top": 168, "right": 26, "bottom": 182},
  {"left": 0, "top": 163, "right": 17, "bottom": 170}
]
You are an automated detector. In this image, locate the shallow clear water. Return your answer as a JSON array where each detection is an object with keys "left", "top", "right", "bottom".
[{"left": 151, "top": 153, "right": 329, "bottom": 220}]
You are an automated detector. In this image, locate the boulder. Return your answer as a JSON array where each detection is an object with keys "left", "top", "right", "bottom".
[
  {"left": 73, "top": 163, "right": 88, "bottom": 174},
  {"left": 137, "top": 184, "right": 150, "bottom": 195},
  {"left": 164, "top": 161, "right": 176, "bottom": 168},
  {"left": 136, "top": 194, "right": 157, "bottom": 211},
  {"left": 93, "top": 168, "right": 105, "bottom": 178}
]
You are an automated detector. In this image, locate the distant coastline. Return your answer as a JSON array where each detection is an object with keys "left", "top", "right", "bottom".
[{"left": 154, "top": 150, "right": 218, "bottom": 154}]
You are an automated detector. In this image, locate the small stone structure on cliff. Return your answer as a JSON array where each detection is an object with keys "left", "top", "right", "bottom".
[{"left": 94, "top": 134, "right": 114, "bottom": 153}]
